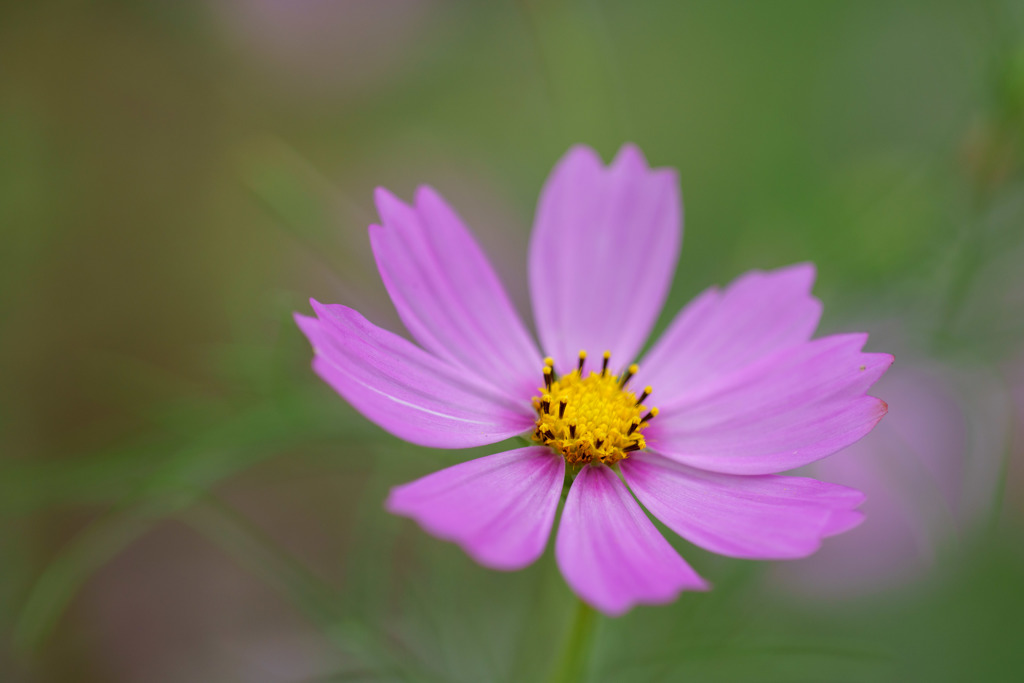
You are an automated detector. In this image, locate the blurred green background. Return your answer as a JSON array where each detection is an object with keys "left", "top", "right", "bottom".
[{"left": 2, "top": 1, "right": 1024, "bottom": 681}]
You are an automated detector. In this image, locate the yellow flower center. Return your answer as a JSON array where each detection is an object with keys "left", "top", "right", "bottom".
[{"left": 531, "top": 350, "right": 658, "bottom": 466}]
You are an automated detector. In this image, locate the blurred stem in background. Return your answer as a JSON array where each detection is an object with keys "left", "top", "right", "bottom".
[
  {"left": 937, "top": 36, "right": 1024, "bottom": 349},
  {"left": 179, "top": 496, "right": 435, "bottom": 681},
  {"left": 516, "top": 0, "right": 629, "bottom": 146},
  {"left": 940, "top": 11, "right": 1024, "bottom": 531},
  {"left": 547, "top": 598, "right": 598, "bottom": 683}
]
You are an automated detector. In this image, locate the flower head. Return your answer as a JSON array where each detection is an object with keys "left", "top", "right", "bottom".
[
  {"left": 295, "top": 145, "right": 892, "bottom": 616},
  {"left": 532, "top": 352, "right": 655, "bottom": 465}
]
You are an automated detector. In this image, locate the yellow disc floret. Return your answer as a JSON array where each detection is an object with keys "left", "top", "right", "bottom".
[{"left": 531, "top": 350, "right": 658, "bottom": 465}]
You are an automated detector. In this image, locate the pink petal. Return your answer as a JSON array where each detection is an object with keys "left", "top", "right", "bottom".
[
  {"left": 295, "top": 302, "right": 534, "bottom": 448},
  {"left": 648, "top": 334, "right": 893, "bottom": 474},
  {"left": 555, "top": 465, "right": 707, "bottom": 616},
  {"left": 635, "top": 264, "right": 822, "bottom": 405},
  {"left": 371, "top": 186, "right": 542, "bottom": 400},
  {"left": 620, "top": 452, "right": 865, "bottom": 559},
  {"left": 529, "top": 144, "right": 682, "bottom": 373},
  {"left": 386, "top": 447, "right": 564, "bottom": 570}
]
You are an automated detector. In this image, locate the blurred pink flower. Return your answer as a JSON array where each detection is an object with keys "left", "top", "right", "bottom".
[
  {"left": 295, "top": 145, "right": 892, "bottom": 616},
  {"left": 776, "top": 362, "right": 1009, "bottom": 598}
]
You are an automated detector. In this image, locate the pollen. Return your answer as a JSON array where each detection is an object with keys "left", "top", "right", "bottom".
[{"left": 531, "top": 350, "right": 657, "bottom": 465}]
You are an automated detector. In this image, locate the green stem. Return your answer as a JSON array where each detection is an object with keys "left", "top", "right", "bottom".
[{"left": 547, "top": 598, "right": 598, "bottom": 683}]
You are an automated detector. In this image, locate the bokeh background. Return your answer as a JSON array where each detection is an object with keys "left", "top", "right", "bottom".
[{"left": 3, "top": 1, "right": 1024, "bottom": 681}]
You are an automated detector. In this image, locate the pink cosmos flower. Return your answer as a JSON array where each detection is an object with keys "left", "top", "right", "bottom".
[{"left": 294, "top": 145, "right": 893, "bottom": 616}]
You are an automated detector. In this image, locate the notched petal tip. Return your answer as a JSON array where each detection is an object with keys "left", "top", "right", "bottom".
[
  {"left": 776, "top": 261, "right": 817, "bottom": 289},
  {"left": 836, "top": 483, "right": 868, "bottom": 507},
  {"left": 557, "top": 144, "right": 604, "bottom": 171},
  {"left": 413, "top": 183, "right": 442, "bottom": 207},
  {"left": 611, "top": 144, "right": 683, "bottom": 184},
  {"left": 650, "top": 165, "right": 681, "bottom": 189},
  {"left": 373, "top": 186, "right": 418, "bottom": 228},
  {"left": 308, "top": 298, "right": 342, "bottom": 323},
  {"left": 293, "top": 309, "right": 318, "bottom": 331},
  {"left": 729, "top": 263, "right": 818, "bottom": 298},
  {"left": 293, "top": 312, "right": 325, "bottom": 356},
  {"left": 823, "top": 508, "right": 866, "bottom": 537},
  {"left": 876, "top": 398, "right": 890, "bottom": 417},
  {"left": 612, "top": 142, "right": 648, "bottom": 170},
  {"left": 834, "top": 331, "right": 870, "bottom": 352},
  {"left": 373, "top": 185, "right": 400, "bottom": 208},
  {"left": 740, "top": 263, "right": 818, "bottom": 299}
]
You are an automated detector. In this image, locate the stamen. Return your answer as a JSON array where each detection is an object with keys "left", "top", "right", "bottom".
[
  {"left": 531, "top": 353, "right": 657, "bottom": 466},
  {"left": 544, "top": 356, "right": 557, "bottom": 381}
]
